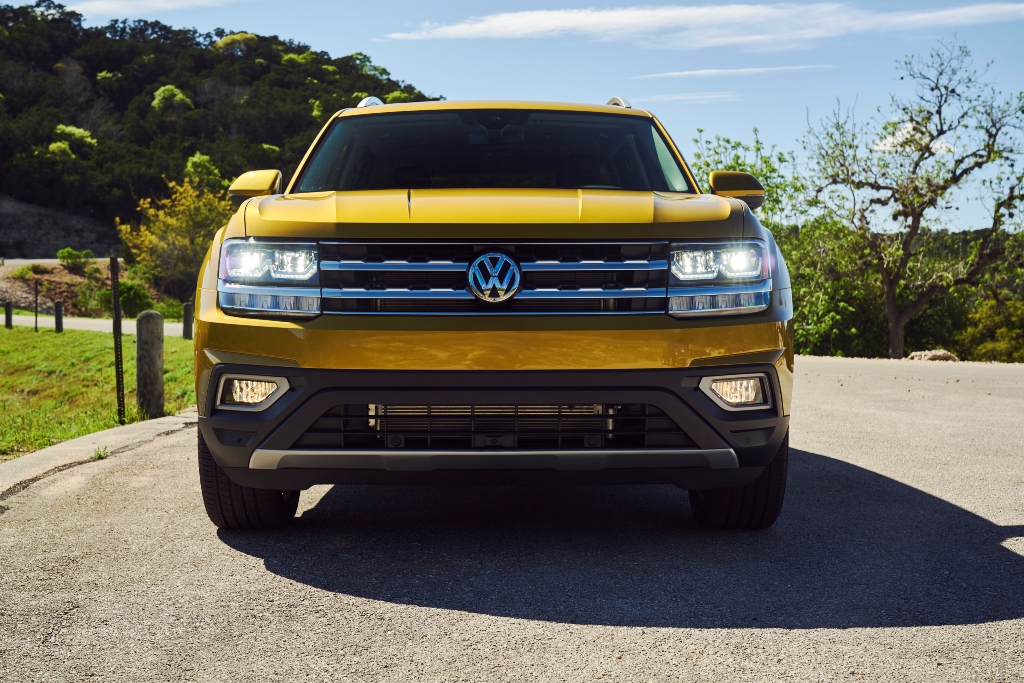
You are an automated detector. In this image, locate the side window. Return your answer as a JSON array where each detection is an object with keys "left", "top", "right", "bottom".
[{"left": 652, "top": 131, "right": 690, "bottom": 192}]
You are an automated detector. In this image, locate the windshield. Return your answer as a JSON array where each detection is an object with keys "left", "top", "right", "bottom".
[{"left": 293, "top": 109, "right": 694, "bottom": 193}]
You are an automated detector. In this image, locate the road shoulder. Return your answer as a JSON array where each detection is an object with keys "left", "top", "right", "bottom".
[{"left": 0, "top": 411, "right": 198, "bottom": 502}]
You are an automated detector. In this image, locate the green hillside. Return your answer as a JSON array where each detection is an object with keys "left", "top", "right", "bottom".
[{"left": 0, "top": 1, "right": 433, "bottom": 226}]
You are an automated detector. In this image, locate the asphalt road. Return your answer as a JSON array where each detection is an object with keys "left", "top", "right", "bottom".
[
  {"left": 9, "top": 314, "right": 185, "bottom": 336},
  {"left": 1, "top": 356, "right": 1022, "bottom": 682}
]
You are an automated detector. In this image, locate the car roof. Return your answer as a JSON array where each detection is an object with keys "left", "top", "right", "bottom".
[{"left": 335, "top": 100, "right": 654, "bottom": 119}]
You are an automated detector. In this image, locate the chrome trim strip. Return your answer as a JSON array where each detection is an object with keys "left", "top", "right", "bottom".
[
  {"left": 320, "top": 310, "right": 664, "bottom": 316},
  {"left": 321, "top": 288, "right": 474, "bottom": 299},
  {"left": 249, "top": 447, "right": 739, "bottom": 471},
  {"left": 521, "top": 260, "right": 667, "bottom": 272},
  {"left": 321, "top": 261, "right": 467, "bottom": 272},
  {"left": 667, "top": 279, "right": 772, "bottom": 297},
  {"left": 320, "top": 287, "right": 664, "bottom": 300},
  {"left": 318, "top": 241, "right": 667, "bottom": 246},
  {"left": 217, "top": 281, "right": 321, "bottom": 298},
  {"left": 698, "top": 374, "right": 773, "bottom": 412},
  {"left": 667, "top": 303, "right": 769, "bottom": 317},
  {"left": 216, "top": 374, "right": 291, "bottom": 412},
  {"left": 518, "top": 288, "right": 664, "bottom": 300},
  {"left": 320, "top": 260, "right": 667, "bottom": 272}
]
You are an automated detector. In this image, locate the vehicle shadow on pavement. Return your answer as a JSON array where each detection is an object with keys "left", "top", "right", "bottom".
[{"left": 219, "top": 449, "right": 1024, "bottom": 629}]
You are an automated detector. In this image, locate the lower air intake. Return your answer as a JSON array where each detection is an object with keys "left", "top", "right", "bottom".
[{"left": 292, "top": 403, "right": 694, "bottom": 450}]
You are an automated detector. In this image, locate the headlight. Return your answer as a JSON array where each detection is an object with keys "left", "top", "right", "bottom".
[
  {"left": 670, "top": 242, "right": 768, "bottom": 283},
  {"left": 668, "top": 241, "right": 771, "bottom": 317},
  {"left": 217, "top": 239, "right": 320, "bottom": 318},
  {"left": 219, "top": 240, "right": 318, "bottom": 282}
]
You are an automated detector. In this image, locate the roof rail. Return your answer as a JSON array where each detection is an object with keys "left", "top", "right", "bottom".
[
  {"left": 606, "top": 97, "right": 631, "bottom": 108},
  {"left": 356, "top": 96, "right": 384, "bottom": 108}
]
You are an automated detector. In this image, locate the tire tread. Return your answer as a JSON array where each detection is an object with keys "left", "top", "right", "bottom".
[
  {"left": 689, "top": 431, "right": 789, "bottom": 531},
  {"left": 197, "top": 428, "right": 297, "bottom": 530}
]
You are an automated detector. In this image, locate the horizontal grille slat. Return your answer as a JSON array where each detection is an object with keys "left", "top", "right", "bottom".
[
  {"left": 318, "top": 242, "right": 668, "bottom": 315},
  {"left": 291, "top": 403, "right": 695, "bottom": 450}
]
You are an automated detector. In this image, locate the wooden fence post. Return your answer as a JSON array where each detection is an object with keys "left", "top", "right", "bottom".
[
  {"left": 111, "top": 256, "right": 125, "bottom": 425},
  {"left": 182, "top": 302, "right": 193, "bottom": 340},
  {"left": 136, "top": 310, "right": 164, "bottom": 419}
]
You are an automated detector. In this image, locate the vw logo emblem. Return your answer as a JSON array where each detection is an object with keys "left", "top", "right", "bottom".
[{"left": 468, "top": 253, "right": 521, "bottom": 303}]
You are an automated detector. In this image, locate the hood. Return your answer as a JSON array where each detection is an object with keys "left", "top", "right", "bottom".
[{"left": 243, "top": 189, "right": 745, "bottom": 240}]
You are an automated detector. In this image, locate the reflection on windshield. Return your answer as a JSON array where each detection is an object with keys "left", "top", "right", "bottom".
[{"left": 294, "top": 110, "right": 692, "bottom": 193}]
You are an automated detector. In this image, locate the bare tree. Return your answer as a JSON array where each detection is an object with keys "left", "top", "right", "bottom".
[{"left": 807, "top": 41, "right": 1024, "bottom": 358}]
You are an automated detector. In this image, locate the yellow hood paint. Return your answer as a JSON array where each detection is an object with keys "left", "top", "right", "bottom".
[{"left": 243, "top": 189, "right": 733, "bottom": 237}]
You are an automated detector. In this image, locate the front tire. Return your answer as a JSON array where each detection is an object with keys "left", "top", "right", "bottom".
[
  {"left": 689, "top": 431, "right": 789, "bottom": 530},
  {"left": 197, "top": 429, "right": 299, "bottom": 530}
]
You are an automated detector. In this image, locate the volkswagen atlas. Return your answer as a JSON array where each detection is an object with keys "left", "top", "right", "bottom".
[{"left": 194, "top": 98, "right": 794, "bottom": 531}]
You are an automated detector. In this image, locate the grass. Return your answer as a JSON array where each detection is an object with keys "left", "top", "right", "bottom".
[{"left": 0, "top": 327, "right": 195, "bottom": 460}]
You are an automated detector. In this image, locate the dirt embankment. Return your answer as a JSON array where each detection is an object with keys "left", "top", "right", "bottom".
[
  {"left": 0, "top": 194, "right": 119, "bottom": 259},
  {"left": 0, "top": 261, "right": 157, "bottom": 316}
]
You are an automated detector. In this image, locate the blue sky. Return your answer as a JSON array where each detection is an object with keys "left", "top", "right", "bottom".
[{"left": 69, "top": 0, "right": 1024, "bottom": 229}]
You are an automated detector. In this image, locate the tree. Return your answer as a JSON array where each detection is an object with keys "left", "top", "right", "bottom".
[
  {"left": 688, "top": 130, "right": 889, "bottom": 356},
  {"left": 117, "top": 153, "right": 233, "bottom": 299},
  {"left": 807, "top": 41, "right": 1024, "bottom": 358},
  {"left": 0, "top": 1, "right": 435, "bottom": 225},
  {"left": 689, "top": 128, "right": 805, "bottom": 231}
]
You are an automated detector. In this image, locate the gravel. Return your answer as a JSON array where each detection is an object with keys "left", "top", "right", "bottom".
[{"left": 1, "top": 355, "right": 1022, "bottom": 682}]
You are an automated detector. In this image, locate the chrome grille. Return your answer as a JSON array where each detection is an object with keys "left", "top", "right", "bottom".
[
  {"left": 292, "top": 403, "right": 694, "bottom": 450},
  {"left": 319, "top": 242, "right": 668, "bottom": 314}
]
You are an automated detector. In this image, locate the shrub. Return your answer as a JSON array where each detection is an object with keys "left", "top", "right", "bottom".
[
  {"left": 959, "top": 299, "right": 1024, "bottom": 363},
  {"left": 97, "top": 281, "right": 153, "bottom": 318},
  {"left": 153, "top": 296, "right": 185, "bottom": 321},
  {"left": 73, "top": 264, "right": 107, "bottom": 316},
  {"left": 152, "top": 84, "right": 193, "bottom": 111},
  {"left": 57, "top": 247, "right": 94, "bottom": 273},
  {"left": 384, "top": 90, "right": 412, "bottom": 104},
  {"left": 12, "top": 264, "right": 53, "bottom": 279},
  {"left": 54, "top": 124, "right": 97, "bottom": 148}
]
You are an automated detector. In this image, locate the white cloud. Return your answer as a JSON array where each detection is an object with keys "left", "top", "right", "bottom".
[
  {"left": 874, "top": 122, "right": 955, "bottom": 153},
  {"left": 635, "top": 65, "right": 831, "bottom": 79},
  {"left": 386, "top": 3, "right": 1024, "bottom": 50},
  {"left": 69, "top": 0, "right": 236, "bottom": 15},
  {"left": 631, "top": 92, "right": 741, "bottom": 103}
]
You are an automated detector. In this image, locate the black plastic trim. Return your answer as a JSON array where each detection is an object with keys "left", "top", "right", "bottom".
[
  {"left": 198, "top": 365, "right": 790, "bottom": 487},
  {"left": 222, "top": 465, "right": 766, "bottom": 490}
]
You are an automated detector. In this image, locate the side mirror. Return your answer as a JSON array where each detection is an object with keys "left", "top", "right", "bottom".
[
  {"left": 708, "top": 171, "right": 765, "bottom": 210},
  {"left": 228, "top": 169, "right": 283, "bottom": 207}
]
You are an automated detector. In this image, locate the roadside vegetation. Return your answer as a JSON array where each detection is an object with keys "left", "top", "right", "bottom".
[
  {"left": 0, "top": 327, "right": 195, "bottom": 460},
  {"left": 1, "top": 4, "right": 1020, "bottom": 362},
  {"left": 690, "top": 42, "right": 1024, "bottom": 360}
]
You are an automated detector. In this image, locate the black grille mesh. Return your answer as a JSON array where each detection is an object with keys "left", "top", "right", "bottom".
[{"left": 292, "top": 403, "right": 694, "bottom": 450}]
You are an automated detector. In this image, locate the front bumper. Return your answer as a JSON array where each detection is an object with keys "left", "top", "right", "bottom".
[{"left": 199, "top": 364, "right": 789, "bottom": 490}]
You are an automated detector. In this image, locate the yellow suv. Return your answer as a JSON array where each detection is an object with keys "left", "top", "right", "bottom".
[{"left": 194, "top": 98, "right": 794, "bottom": 531}]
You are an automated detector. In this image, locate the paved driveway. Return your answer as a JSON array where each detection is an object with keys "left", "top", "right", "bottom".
[{"left": 1, "top": 356, "right": 1022, "bottom": 681}]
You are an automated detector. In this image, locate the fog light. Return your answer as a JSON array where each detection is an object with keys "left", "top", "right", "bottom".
[
  {"left": 225, "top": 379, "right": 277, "bottom": 405},
  {"left": 217, "top": 375, "right": 290, "bottom": 411},
  {"left": 711, "top": 378, "right": 763, "bottom": 405},
  {"left": 699, "top": 375, "right": 770, "bottom": 411}
]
